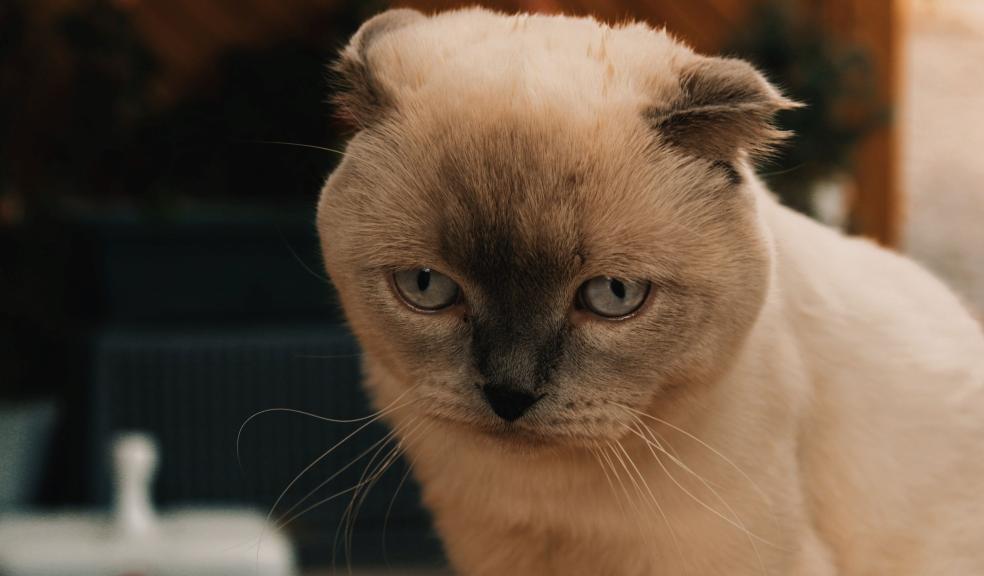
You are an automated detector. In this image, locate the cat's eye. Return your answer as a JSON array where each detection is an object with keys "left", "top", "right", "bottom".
[
  {"left": 392, "top": 268, "right": 461, "bottom": 312},
  {"left": 578, "top": 276, "right": 650, "bottom": 319}
]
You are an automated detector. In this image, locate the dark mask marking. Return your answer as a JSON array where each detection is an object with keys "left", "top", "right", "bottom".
[{"left": 435, "top": 146, "right": 579, "bottom": 395}]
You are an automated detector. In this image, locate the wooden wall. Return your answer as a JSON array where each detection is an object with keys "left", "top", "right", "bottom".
[
  {"left": 402, "top": 0, "right": 752, "bottom": 54},
  {"left": 33, "top": 0, "right": 904, "bottom": 246},
  {"left": 811, "top": 0, "right": 907, "bottom": 246}
]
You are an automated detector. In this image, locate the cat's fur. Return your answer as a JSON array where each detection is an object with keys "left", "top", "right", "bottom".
[{"left": 317, "top": 8, "right": 984, "bottom": 575}]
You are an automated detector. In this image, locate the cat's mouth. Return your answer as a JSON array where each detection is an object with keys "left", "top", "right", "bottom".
[
  {"left": 477, "top": 421, "right": 559, "bottom": 445},
  {"left": 414, "top": 387, "right": 615, "bottom": 449},
  {"left": 425, "top": 409, "right": 549, "bottom": 440},
  {"left": 423, "top": 407, "right": 605, "bottom": 451}
]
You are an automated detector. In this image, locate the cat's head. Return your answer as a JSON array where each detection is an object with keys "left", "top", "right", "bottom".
[{"left": 318, "top": 8, "right": 795, "bottom": 447}]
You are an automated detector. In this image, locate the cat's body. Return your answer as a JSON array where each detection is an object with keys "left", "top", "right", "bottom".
[
  {"left": 393, "top": 190, "right": 984, "bottom": 576},
  {"left": 318, "top": 8, "right": 984, "bottom": 575}
]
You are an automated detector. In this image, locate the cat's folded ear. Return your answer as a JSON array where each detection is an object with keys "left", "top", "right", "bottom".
[
  {"left": 649, "top": 56, "right": 801, "bottom": 162},
  {"left": 332, "top": 8, "right": 425, "bottom": 129}
]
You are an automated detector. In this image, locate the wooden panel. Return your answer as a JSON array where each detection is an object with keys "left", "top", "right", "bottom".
[
  {"left": 857, "top": 0, "right": 906, "bottom": 248},
  {"left": 810, "top": 0, "right": 906, "bottom": 246},
  {"left": 400, "top": 0, "right": 750, "bottom": 53}
]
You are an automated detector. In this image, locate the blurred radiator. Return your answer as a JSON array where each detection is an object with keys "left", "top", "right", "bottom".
[{"left": 88, "top": 325, "right": 444, "bottom": 567}]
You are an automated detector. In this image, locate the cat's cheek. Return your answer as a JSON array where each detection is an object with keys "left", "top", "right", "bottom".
[
  {"left": 568, "top": 308, "right": 595, "bottom": 327},
  {"left": 356, "top": 301, "right": 467, "bottom": 378}
]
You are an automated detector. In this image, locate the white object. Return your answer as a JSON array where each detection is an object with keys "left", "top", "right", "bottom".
[
  {"left": 0, "top": 432, "right": 295, "bottom": 576},
  {"left": 113, "top": 432, "right": 159, "bottom": 537}
]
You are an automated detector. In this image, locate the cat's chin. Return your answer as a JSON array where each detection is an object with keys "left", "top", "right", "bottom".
[{"left": 423, "top": 411, "right": 603, "bottom": 455}]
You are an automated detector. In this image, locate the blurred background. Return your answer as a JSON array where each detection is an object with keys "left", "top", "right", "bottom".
[{"left": 0, "top": 0, "right": 981, "bottom": 574}]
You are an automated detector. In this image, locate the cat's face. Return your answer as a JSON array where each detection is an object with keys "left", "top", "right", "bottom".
[{"left": 318, "top": 9, "right": 791, "bottom": 448}]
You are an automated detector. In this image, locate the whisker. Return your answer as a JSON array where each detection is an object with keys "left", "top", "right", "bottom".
[
  {"left": 246, "top": 479, "right": 368, "bottom": 576},
  {"left": 265, "top": 398, "right": 413, "bottom": 527},
  {"left": 339, "top": 444, "right": 396, "bottom": 573},
  {"left": 630, "top": 417, "right": 775, "bottom": 553},
  {"left": 603, "top": 441, "right": 649, "bottom": 544},
  {"left": 614, "top": 437, "right": 689, "bottom": 574},
  {"left": 278, "top": 229, "right": 332, "bottom": 284},
  {"left": 270, "top": 426, "right": 414, "bottom": 545},
  {"left": 238, "top": 407, "right": 374, "bottom": 473},
  {"left": 381, "top": 421, "right": 430, "bottom": 567},
  {"left": 381, "top": 453, "right": 415, "bottom": 565},
  {"left": 627, "top": 419, "right": 768, "bottom": 576},
  {"left": 251, "top": 387, "right": 420, "bottom": 569},
  {"left": 335, "top": 417, "right": 428, "bottom": 573},
  {"left": 646, "top": 424, "right": 684, "bottom": 463},
  {"left": 327, "top": 439, "right": 406, "bottom": 571},
  {"left": 597, "top": 441, "right": 635, "bottom": 520},
  {"left": 344, "top": 419, "right": 423, "bottom": 569},
  {"left": 237, "top": 383, "right": 418, "bottom": 472},
  {"left": 590, "top": 444, "right": 626, "bottom": 517},
  {"left": 238, "top": 139, "right": 348, "bottom": 156},
  {"left": 608, "top": 440, "right": 648, "bottom": 510},
  {"left": 614, "top": 402, "right": 778, "bottom": 528},
  {"left": 273, "top": 420, "right": 407, "bottom": 528},
  {"left": 274, "top": 478, "right": 366, "bottom": 532},
  {"left": 244, "top": 390, "right": 417, "bottom": 571},
  {"left": 273, "top": 423, "right": 409, "bottom": 533},
  {"left": 758, "top": 162, "right": 806, "bottom": 178}
]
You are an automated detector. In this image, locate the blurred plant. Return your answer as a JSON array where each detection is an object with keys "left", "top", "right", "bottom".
[
  {"left": 0, "top": 0, "right": 157, "bottom": 219},
  {"left": 728, "top": 1, "right": 888, "bottom": 215}
]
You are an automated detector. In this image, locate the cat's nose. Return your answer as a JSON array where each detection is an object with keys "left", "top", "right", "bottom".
[{"left": 482, "top": 386, "right": 542, "bottom": 422}]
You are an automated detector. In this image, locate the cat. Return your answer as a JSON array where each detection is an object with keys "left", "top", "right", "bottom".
[{"left": 317, "top": 8, "right": 984, "bottom": 575}]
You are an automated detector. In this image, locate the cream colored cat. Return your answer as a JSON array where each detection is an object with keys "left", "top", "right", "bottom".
[{"left": 317, "top": 8, "right": 984, "bottom": 575}]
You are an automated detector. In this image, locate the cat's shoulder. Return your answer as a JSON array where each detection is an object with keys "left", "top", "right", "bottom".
[{"left": 763, "top": 193, "right": 984, "bottom": 373}]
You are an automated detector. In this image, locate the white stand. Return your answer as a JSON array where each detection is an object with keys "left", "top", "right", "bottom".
[
  {"left": 113, "top": 433, "right": 159, "bottom": 537},
  {"left": 0, "top": 432, "right": 296, "bottom": 576}
]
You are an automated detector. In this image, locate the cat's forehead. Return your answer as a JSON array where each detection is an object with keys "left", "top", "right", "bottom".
[
  {"left": 327, "top": 8, "right": 791, "bottom": 281},
  {"left": 434, "top": 146, "right": 584, "bottom": 292},
  {"left": 335, "top": 101, "right": 731, "bottom": 285},
  {"left": 405, "top": 112, "right": 669, "bottom": 289}
]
